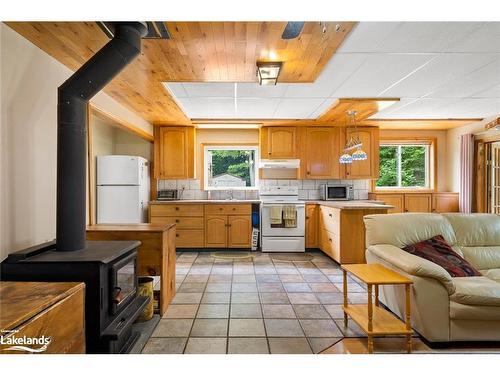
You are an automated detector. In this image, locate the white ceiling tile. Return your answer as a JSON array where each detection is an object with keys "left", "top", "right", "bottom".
[
  {"left": 307, "top": 98, "right": 338, "bottom": 119},
  {"left": 447, "top": 23, "right": 500, "bottom": 52},
  {"left": 236, "top": 98, "right": 281, "bottom": 118},
  {"left": 236, "top": 83, "right": 289, "bottom": 98},
  {"left": 337, "top": 22, "right": 402, "bottom": 53},
  {"left": 472, "top": 84, "right": 500, "bottom": 98},
  {"left": 273, "top": 98, "right": 326, "bottom": 119},
  {"left": 163, "top": 82, "right": 188, "bottom": 98},
  {"left": 332, "top": 53, "right": 434, "bottom": 97},
  {"left": 179, "top": 98, "right": 236, "bottom": 118},
  {"left": 383, "top": 54, "right": 499, "bottom": 97},
  {"left": 182, "top": 83, "right": 235, "bottom": 98}
]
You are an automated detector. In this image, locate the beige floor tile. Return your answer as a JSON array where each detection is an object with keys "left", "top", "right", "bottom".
[
  {"left": 230, "top": 303, "right": 263, "bottom": 318},
  {"left": 211, "top": 267, "right": 233, "bottom": 275},
  {"left": 302, "top": 274, "right": 329, "bottom": 283},
  {"left": 321, "top": 337, "right": 432, "bottom": 354},
  {"left": 232, "top": 283, "right": 258, "bottom": 292},
  {"left": 201, "top": 292, "right": 230, "bottom": 304},
  {"left": 279, "top": 274, "right": 305, "bottom": 282},
  {"left": 228, "top": 338, "right": 269, "bottom": 354},
  {"left": 334, "top": 319, "right": 367, "bottom": 337},
  {"left": 315, "top": 292, "right": 343, "bottom": 304},
  {"left": 229, "top": 319, "right": 266, "bottom": 337},
  {"left": 205, "top": 283, "right": 231, "bottom": 292},
  {"left": 178, "top": 282, "right": 206, "bottom": 293},
  {"left": 308, "top": 283, "right": 339, "bottom": 293},
  {"left": 276, "top": 268, "right": 300, "bottom": 275},
  {"left": 265, "top": 319, "right": 304, "bottom": 337},
  {"left": 231, "top": 292, "right": 260, "bottom": 303},
  {"left": 300, "top": 319, "right": 343, "bottom": 338},
  {"left": 163, "top": 304, "right": 199, "bottom": 319},
  {"left": 233, "top": 274, "right": 257, "bottom": 283},
  {"left": 257, "top": 282, "right": 285, "bottom": 292},
  {"left": 256, "top": 274, "right": 280, "bottom": 282},
  {"left": 262, "top": 304, "right": 296, "bottom": 319},
  {"left": 324, "top": 304, "right": 345, "bottom": 319},
  {"left": 348, "top": 292, "right": 369, "bottom": 304},
  {"left": 196, "top": 304, "right": 230, "bottom": 318},
  {"left": 171, "top": 293, "right": 203, "bottom": 304},
  {"left": 190, "top": 318, "right": 228, "bottom": 337},
  {"left": 293, "top": 304, "right": 330, "bottom": 319},
  {"left": 184, "top": 338, "right": 227, "bottom": 354},
  {"left": 152, "top": 319, "right": 193, "bottom": 337},
  {"left": 141, "top": 337, "right": 187, "bottom": 354},
  {"left": 283, "top": 283, "right": 312, "bottom": 292},
  {"left": 308, "top": 337, "right": 342, "bottom": 354},
  {"left": 184, "top": 275, "right": 209, "bottom": 283},
  {"left": 268, "top": 338, "right": 312, "bottom": 354},
  {"left": 254, "top": 267, "right": 277, "bottom": 275},
  {"left": 259, "top": 292, "right": 290, "bottom": 304},
  {"left": 208, "top": 274, "right": 232, "bottom": 283},
  {"left": 287, "top": 292, "right": 320, "bottom": 304}
]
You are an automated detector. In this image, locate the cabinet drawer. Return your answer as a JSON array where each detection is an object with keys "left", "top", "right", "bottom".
[
  {"left": 150, "top": 216, "right": 204, "bottom": 229},
  {"left": 205, "top": 204, "right": 252, "bottom": 215},
  {"left": 320, "top": 229, "right": 340, "bottom": 263},
  {"left": 175, "top": 229, "right": 205, "bottom": 247},
  {"left": 320, "top": 206, "right": 340, "bottom": 234},
  {"left": 150, "top": 204, "right": 204, "bottom": 217}
]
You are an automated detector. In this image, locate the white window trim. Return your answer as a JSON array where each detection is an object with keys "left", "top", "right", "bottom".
[
  {"left": 203, "top": 145, "right": 260, "bottom": 191},
  {"left": 377, "top": 143, "right": 431, "bottom": 190}
]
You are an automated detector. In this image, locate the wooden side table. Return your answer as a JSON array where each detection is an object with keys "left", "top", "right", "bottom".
[{"left": 341, "top": 263, "right": 413, "bottom": 354}]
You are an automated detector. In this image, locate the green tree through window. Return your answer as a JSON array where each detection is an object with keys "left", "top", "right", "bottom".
[{"left": 377, "top": 144, "right": 429, "bottom": 188}]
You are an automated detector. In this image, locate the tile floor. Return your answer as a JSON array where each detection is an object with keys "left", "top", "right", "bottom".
[{"left": 142, "top": 250, "right": 370, "bottom": 354}]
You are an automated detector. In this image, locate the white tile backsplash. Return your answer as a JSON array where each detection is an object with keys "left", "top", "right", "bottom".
[{"left": 157, "top": 178, "right": 372, "bottom": 202}]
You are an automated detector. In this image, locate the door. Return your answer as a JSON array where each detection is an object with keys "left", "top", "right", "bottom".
[
  {"left": 377, "top": 194, "right": 404, "bottom": 213},
  {"left": 158, "top": 127, "right": 190, "bottom": 179},
  {"left": 432, "top": 193, "right": 459, "bottom": 213},
  {"left": 345, "top": 127, "right": 379, "bottom": 179},
  {"left": 97, "top": 155, "right": 141, "bottom": 185},
  {"left": 228, "top": 216, "right": 252, "bottom": 248},
  {"left": 267, "top": 127, "right": 296, "bottom": 158},
  {"left": 404, "top": 193, "right": 432, "bottom": 213},
  {"left": 97, "top": 185, "right": 141, "bottom": 223},
  {"left": 205, "top": 215, "right": 227, "bottom": 247},
  {"left": 305, "top": 205, "right": 318, "bottom": 248},
  {"left": 304, "top": 127, "right": 340, "bottom": 179}
]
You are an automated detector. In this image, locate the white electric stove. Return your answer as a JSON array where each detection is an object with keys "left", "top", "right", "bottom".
[{"left": 260, "top": 186, "right": 305, "bottom": 252}]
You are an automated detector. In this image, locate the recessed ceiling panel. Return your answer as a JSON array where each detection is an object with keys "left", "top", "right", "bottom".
[{"left": 273, "top": 98, "right": 327, "bottom": 119}]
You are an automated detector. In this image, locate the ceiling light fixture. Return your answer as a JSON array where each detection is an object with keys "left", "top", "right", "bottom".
[
  {"left": 196, "top": 124, "right": 260, "bottom": 129},
  {"left": 256, "top": 61, "right": 283, "bottom": 86},
  {"left": 339, "top": 110, "right": 367, "bottom": 164}
]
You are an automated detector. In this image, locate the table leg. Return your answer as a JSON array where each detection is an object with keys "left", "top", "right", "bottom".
[
  {"left": 374, "top": 284, "right": 379, "bottom": 307},
  {"left": 367, "top": 284, "right": 373, "bottom": 353},
  {"left": 405, "top": 284, "right": 412, "bottom": 353},
  {"left": 367, "top": 335, "right": 374, "bottom": 354},
  {"left": 343, "top": 269, "right": 348, "bottom": 327}
]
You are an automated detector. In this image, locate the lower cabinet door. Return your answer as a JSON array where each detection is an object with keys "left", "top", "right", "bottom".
[
  {"left": 404, "top": 193, "right": 432, "bottom": 213},
  {"left": 205, "top": 215, "right": 227, "bottom": 247},
  {"left": 227, "top": 215, "right": 252, "bottom": 248}
]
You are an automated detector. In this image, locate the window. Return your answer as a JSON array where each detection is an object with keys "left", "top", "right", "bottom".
[
  {"left": 203, "top": 145, "right": 259, "bottom": 190},
  {"left": 376, "top": 143, "right": 431, "bottom": 189}
]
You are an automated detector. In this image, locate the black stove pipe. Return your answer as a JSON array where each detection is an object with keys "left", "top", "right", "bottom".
[{"left": 57, "top": 22, "right": 148, "bottom": 251}]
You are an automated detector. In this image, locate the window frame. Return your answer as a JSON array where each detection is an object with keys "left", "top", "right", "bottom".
[
  {"left": 374, "top": 137, "right": 437, "bottom": 192},
  {"left": 202, "top": 144, "right": 260, "bottom": 191}
]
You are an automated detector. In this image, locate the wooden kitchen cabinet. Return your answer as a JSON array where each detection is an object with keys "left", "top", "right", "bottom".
[
  {"left": 205, "top": 216, "right": 228, "bottom": 247},
  {"left": 302, "top": 127, "right": 342, "bottom": 179},
  {"left": 344, "top": 127, "right": 379, "bottom": 179},
  {"left": 432, "top": 193, "right": 459, "bottom": 213},
  {"left": 305, "top": 204, "right": 319, "bottom": 248},
  {"left": 154, "top": 126, "right": 195, "bottom": 179},
  {"left": 228, "top": 215, "right": 252, "bottom": 248},
  {"left": 260, "top": 126, "right": 297, "bottom": 159},
  {"left": 376, "top": 193, "right": 405, "bottom": 213},
  {"left": 404, "top": 193, "right": 432, "bottom": 212}
]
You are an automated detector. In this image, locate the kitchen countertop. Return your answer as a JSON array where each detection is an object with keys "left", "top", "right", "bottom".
[
  {"left": 150, "top": 199, "right": 261, "bottom": 204},
  {"left": 87, "top": 223, "right": 176, "bottom": 232},
  {"left": 150, "top": 199, "right": 392, "bottom": 209}
]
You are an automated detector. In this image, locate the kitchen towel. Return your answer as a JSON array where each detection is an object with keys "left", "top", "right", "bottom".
[
  {"left": 270, "top": 205, "right": 283, "bottom": 225},
  {"left": 283, "top": 205, "right": 297, "bottom": 228}
]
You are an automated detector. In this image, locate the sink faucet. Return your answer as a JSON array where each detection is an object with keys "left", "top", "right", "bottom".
[{"left": 228, "top": 190, "right": 234, "bottom": 200}]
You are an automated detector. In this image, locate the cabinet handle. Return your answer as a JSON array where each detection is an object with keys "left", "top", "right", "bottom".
[
  {"left": 404, "top": 209, "right": 409, "bottom": 212},
  {"left": 329, "top": 213, "right": 332, "bottom": 217},
  {"left": 175, "top": 207, "right": 179, "bottom": 211},
  {"left": 176, "top": 233, "right": 179, "bottom": 237},
  {"left": 329, "top": 238, "right": 332, "bottom": 242},
  {"left": 232, "top": 208, "right": 236, "bottom": 211},
  {"left": 306, "top": 216, "right": 310, "bottom": 219},
  {"left": 307, "top": 171, "right": 310, "bottom": 175},
  {"left": 175, "top": 219, "right": 179, "bottom": 223},
  {"left": 268, "top": 152, "right": 271, "bottom": 155}
]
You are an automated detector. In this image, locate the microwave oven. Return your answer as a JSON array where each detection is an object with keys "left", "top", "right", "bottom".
[{"left": 319, "top": 184, "right": 354, "bottom": 201}]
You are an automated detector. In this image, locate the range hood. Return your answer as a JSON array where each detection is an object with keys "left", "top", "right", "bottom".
[{"left": 260, "top": 159, "right": 301, "bottom": 169}]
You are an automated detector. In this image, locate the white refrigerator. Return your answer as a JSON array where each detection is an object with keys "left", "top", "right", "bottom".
[{"left": 97, "top": 155, "right": 150, "bottom": 224}]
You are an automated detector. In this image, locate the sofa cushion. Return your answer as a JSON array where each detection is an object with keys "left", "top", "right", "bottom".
[
  {"left": 460, "top": 246, "right": 500, "bottom": 270},
  {"left": 450, "top": 277, "right": 500, "bottom": 306},
  {"left": 364, "top": 213, "right": 456, "bottom": 248},
  {"left": 450, "top": 301, "right": 500, "bottom": 320},
  {"left": 442, "top": 213, "right": 500, "bottom": 247},
  {"left": 480, "top": 268, "right": 500, "bottom": 282},
  {"left": 402, "top": 235, "right": 482, "bottom": 277}
]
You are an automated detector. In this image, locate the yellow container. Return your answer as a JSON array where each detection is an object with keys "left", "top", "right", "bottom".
[{"left": 136, "top": 276, "right": 154, "bottom": 322}]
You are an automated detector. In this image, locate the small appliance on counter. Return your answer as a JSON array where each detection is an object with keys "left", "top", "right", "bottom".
[
  {"left": 157, "top": 189, "right": 179, "bottom": 201},
  {"left": 319, "top": 184, "right": 354, "bottom": 201}
]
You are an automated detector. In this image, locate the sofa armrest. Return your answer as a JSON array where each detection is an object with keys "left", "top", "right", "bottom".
[{"left": 366, "top": 244, "right": 455, "bottom": 295}]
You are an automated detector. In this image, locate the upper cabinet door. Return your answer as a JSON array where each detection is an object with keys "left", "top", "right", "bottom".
[
  {"left": 155, "top": 126, "right": 195, "bottom": 179},
  {"left": 262, "top": 127, "right": 297, "bottom": 159},
  {"left": 344, "top": 127, "right": 379, "bottom": 179},
  {"left": 304, "top": 127, "right": 341, "bottom": 179}
]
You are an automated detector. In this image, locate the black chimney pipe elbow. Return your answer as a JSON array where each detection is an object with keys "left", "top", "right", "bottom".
[{"left": 56, "top": 22, "right": 147, "bottom": 251}]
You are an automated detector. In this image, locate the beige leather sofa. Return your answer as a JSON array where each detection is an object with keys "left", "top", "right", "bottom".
[{"left": 363, "top": 213, "right": 500, "bottom": 343}]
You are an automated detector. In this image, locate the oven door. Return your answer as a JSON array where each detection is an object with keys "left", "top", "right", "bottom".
[
  {"left": 110, "top": 252, "right": 138, "bottom": 315},
  {"left": 261, "top": 203, "right": 305, "bottom": 236}
]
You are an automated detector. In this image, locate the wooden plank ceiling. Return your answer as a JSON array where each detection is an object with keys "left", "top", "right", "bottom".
[{"left": 6, "top": 21, "right": 355, "bottom": 125}]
